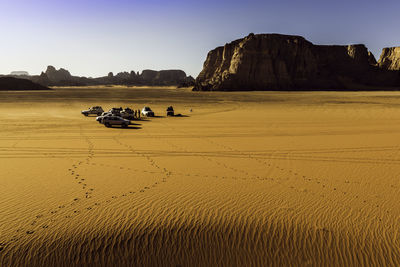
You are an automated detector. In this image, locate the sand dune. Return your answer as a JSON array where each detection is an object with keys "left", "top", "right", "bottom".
[{"left": 1, "top": 87, "right": 400, "bottom": 266}]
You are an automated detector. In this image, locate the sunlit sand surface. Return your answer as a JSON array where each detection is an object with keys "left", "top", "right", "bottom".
[{"left": 1, "top": 87, "right": 400, "bottom": 266}]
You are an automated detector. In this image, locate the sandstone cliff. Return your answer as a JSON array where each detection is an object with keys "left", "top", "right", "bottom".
[
  {"left": 378, "top": 47, "right": 400, "bottom": 70},
  {"left": 194, "top": 33, "right": 400, "bottom": 91},
  {"left": 368, "top": 52, "right": 377, "bottom": 65}
]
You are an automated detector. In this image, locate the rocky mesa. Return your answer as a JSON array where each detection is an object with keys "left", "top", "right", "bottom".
[{"left": 194, "top": 33, "right": 400, "bottom": 91}]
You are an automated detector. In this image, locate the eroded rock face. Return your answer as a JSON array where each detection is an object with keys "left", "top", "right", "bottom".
[
  {"left": 368, "top": 51, "right": 377, "bottom": 65},
  {"left": 194, "top": 34, "right": 400, "bottom": 91},
  {"left": 378, "top": 47, "right": 400, "bottom": 70}
]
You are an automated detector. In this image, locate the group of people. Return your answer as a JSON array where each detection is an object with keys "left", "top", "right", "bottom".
[
  {"left": 114, "top": 107, "right": 141, "bottom": 119},
  {"left": 132, "top": 109, "right": 141, "bottom": 119}
]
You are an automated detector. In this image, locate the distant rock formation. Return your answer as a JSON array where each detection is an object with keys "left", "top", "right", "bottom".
[
  {"left": 10, "top": 71, "right": 29, "bottom": 76},
  {"left": 194, "top": 33, "right": 400, "bottom": 91},
  {"left": 378, "top": 47, "right": 400, "bottom": 70},
  {"left": 177, "top": 76, "right": 196, "bottom": 88},
  {"left": 22, "top": 66, "right": 192, "bottom": 87},
  {"left": 141, "top": 69, "right": 188, "bottom": 85},
  {"left": 45, "top": 66, "right": 72, "bottom": 83},
  {"left": 95, "top": 69, "right": 190, "bottom": 86},
  {"left": 0, "top": 77, "right": 49, "bottom": 91},
  {"left": 35, "top": 72, "right": 51, "bottom": 85}
]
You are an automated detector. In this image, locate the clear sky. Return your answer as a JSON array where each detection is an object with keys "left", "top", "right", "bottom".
[{"left": 1, "top": 0, "right": 399, "bottom": 77}]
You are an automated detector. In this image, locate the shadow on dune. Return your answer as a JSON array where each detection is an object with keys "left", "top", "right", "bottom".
[
  {"left": 151, "top": 115, "right": 165, "bottom": 118},
  {"left": 150, "top": 114, "right": 190, "bottom": 118},
  {"left": 2, "top": 215, "right": 392, "bottom": 267}
]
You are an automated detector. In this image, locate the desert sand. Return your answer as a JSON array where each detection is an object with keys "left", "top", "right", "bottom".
[{"left": 1, "top": 87, "right": 400, "bottom": 266}]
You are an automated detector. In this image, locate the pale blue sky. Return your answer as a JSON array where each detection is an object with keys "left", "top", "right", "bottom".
[{"left": 1, "top": 0, "right": 399, "bottom": 77}]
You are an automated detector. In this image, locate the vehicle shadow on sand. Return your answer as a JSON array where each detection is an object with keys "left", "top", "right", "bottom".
[
  {"left": 148, "top": 114, "right": 190, "bottom": 118},
  {"left": 171, "top": 114, "right": 190, "bottom": 118},
  {"left": 107, "top": 126, "right": 142, "bottom": 130},
  {"left": 105, "top": 122, "right": 142, "bottom": 130}
]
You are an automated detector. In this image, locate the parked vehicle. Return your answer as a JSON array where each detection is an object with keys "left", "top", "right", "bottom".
[
  {"left": 120, "top": 107, "right": 135, "bottom": 120},
  {"left": 96, "top": 112, "right": 113, "bottom": 123},
  {"left": 166, "top": 106, "right": 174, "bottom": 116},
  {"left": 101, "top": 116, "right": 131, "bottom": 128},
  {"left": 141, "top": 106, "right": 155, "bottom": 117},
  {"left": 108, "top": 107, "right": 123, "bottom": 116},
  {"left": 81, "top": 106, "right": 104, "bottom": 116}
]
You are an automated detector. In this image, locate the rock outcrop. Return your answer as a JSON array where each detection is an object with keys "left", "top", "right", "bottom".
[
  {"left": 194, "top": 33, "right": 400, "bottom": 91},
  {"left": 177, "top": 76, "right": 196, "bottom": 88},
  {"left": 378, "top": 47, "right": 400, "bottom": 70},
  {"left": 28, "top": 67, "right": 192, "bottom": 87},
  {"left": 0, "top": 77, "right": 50, "bottom": 91},
  {"left": 141, "top": 69, "right": 188, "bottom": 85},
  {"left": 45, "top": 66, "right": 72, "bottom": 83}
]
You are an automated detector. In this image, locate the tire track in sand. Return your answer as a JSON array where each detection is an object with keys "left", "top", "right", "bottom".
[{"left": 152, "top": 119, "right": 396, "bottom": 229}]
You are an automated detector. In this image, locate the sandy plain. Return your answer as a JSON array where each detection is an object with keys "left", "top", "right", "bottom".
[{"left": 1, "top": 87, "right": 400, "bottom": 266}]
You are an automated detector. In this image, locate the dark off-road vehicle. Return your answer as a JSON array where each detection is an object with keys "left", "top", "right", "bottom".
[
  {"left": 108, "top": 107, "right": 123, "bottom": 116},
  {"left": 101, "top": 116, "right": 131, "bottom": 128},
  {"left": 120, "top": 107, "right": 136, "bottom": 120},
  {"left": 81, "top": 106, "right": 104, "bottom": 116},
  {"left": 166, "top": 106, "right": 174, "bottom": 116}
]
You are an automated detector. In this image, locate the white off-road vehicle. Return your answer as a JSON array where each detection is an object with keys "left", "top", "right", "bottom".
[
  {"left": 81, "top": 106, "right": 104, "bottom": 116},
  {"left": 141, "top": 106, "right": 155, "bottom": 117},
  {"left": 101, "top": 116, "right": 131, "bottom": 128}
]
